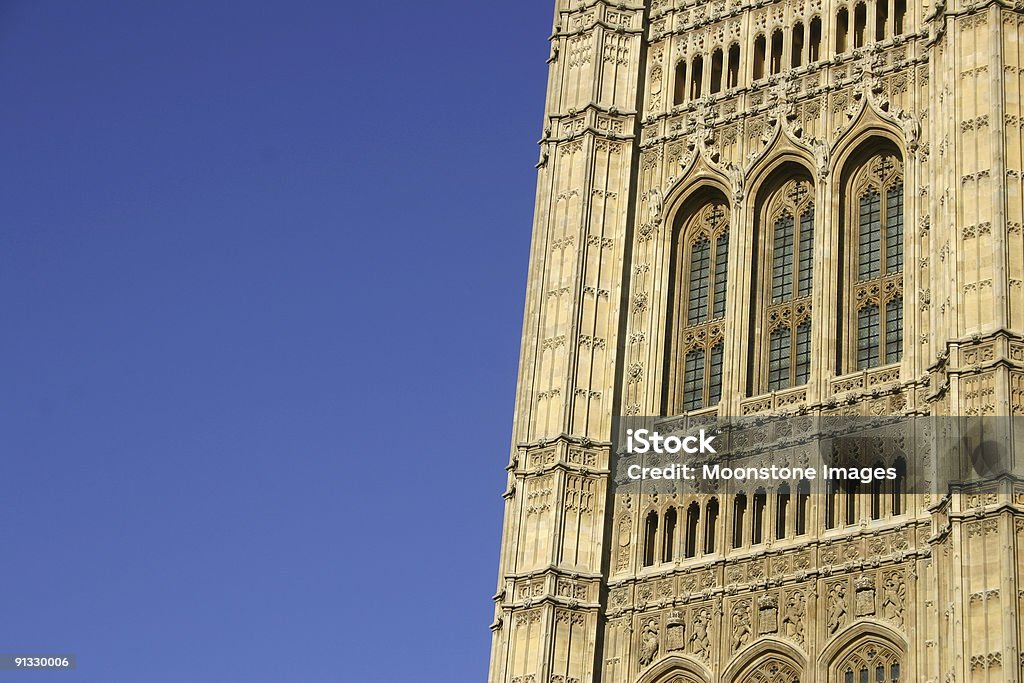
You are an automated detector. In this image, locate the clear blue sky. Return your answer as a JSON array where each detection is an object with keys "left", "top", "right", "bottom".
[{"left": 0, "top": 2, "right": 551, "bottom": 680}]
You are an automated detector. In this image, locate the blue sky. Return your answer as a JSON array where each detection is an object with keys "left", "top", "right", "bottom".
[{"left": 0, "top": 2, "right": 552, "bottom": 680}]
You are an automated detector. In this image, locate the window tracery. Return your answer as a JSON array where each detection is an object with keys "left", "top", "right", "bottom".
[
  {"left": 836, "top": 642, "right": 902, "bottom": 682},
  {"left": 755, "top": 177, "right": 815, "bottom": 394},
  {"left": 845, "top": 153, "right": 904, "bottom": 371},
  {"left": 670, "top": 199, "right": 730, "bottom": 413}
]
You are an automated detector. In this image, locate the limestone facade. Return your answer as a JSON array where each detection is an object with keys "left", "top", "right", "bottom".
[{"left": 490, "top": 0, "right": 1024, "bottom": 681}]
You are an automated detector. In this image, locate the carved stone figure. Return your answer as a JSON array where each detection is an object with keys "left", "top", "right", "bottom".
[
  {"left": 646, "top": 187, "right": 663, "bottom": 226},
  {"left": 732, "top": 603, "right": 752, "bottom": 651},
  {"left": 882, "top": 572, "right": 906, "bottom": 626},
  {"left": 638, "top": 618, "right": 659, "bottom": 666},
  {"left": 827, "top": 584, "right": 847, "bottom": 634},
  {"left": 781, "top": 591, "right": 805, "bottom": 643},
  {"left": 690, "top": 609, "right": 710, "bottom": 659}
]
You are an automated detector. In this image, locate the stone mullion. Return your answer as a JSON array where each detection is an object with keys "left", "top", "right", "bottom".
[
  {"left": 722, "top": 194, "right": 751, "bottom": 416},
  {"left": 810, "top": 164, "right": 835, "bottom": 403}
]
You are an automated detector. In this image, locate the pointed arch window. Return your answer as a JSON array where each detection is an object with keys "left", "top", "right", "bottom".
[
  {"left": 670, "top": 199, "right": 730, "bottom": 413},
  {"left": 754, "top": 177, "right": 815, "bottom": 394},
  {"left": 845, "top": 152, "right": 904, "bottom": 371},
  {"left": 836, "top": 642, "right": 903, "bottom": 682}
]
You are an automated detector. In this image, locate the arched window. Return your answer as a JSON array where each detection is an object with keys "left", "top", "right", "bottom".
[
  {"left": 753, "top": 175, "right": 815, "bottom": 394},
  {"left": 742, "top": 656, "right": 802, "bottom": 683},
  {"left": 836, "top": 641, "right": 903, "bottom": 683},
  {"left": 892, "top": 457, "right": 906, "bottom": 515},
  {"left": 843, "top": 151, "right": 904, "bottom": 371},
  {"left": 753, "top": 35, "right": 767, "bottom": 80},
  {"left": 662, "top": 507, "right": 677, "bottom": 562},
  {"left": 826, "top": 480, "right": 838, "bottom": 529},
  {"left": 770, "top": 30, "right": 784, "bottom": 74},
  {"left": 710, "top": 49, "right": 724, "bottom": 94},
  {"left": 674, "top": 61, "right": 687, "bottom": 105},
  {"left": 894, "top": 0, "right": 906, "bottom": 34},
  {"left": 643, "top": 510, "right": 658, "bottom": 566},
  {"left": 845, "top": 480, "right": 859, "bottom": 525},
  {"left": 796, "top": 479, "right": 810, "bottom": 534},
  {"left": 733, "top": 492, "right": 747, "bottom": 548},
  {"left": 669, "top": 198, "right": 730, "bottom": 413},
  {"left": 690, "top": 55, "right": 704, "bottom": 100},
  {"left": 809, "top": 17, "right": 822, "bottom": 62},
  {"left": 875, "top": 0, "right": 888, "bottom": 41},
  {"left": 854, "top": 3, "right": 867, "bottom": 48},
  {"left": 727, "top": 43, "right": 741, "bottom": 88},
  {"left": 870, "top": 463, "right": 884, "bottom": 519},
  {"left": 776, "top": 483, "right": 791, "bottom": 539},
  {"left": 684, "top": 502, "right": 700, "bottom": 557},
  {"left": 792, "top": 22, "right": 805, "bottom": 68},
  {"left": 836, "top": 8, "right": 849, "bottom": 53},
  {"left": 752, "top": 489, "right": 767, "bottom": 544},
  {"left": 705, "top": 498, "right": 719, "bottom": 553}
]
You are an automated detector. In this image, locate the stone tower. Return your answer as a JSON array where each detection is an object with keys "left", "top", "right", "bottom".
[{"left": 490, "top": 0, "right": 1024, "bottom": 681}]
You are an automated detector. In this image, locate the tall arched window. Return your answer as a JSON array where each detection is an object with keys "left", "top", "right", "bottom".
[
  {"left": 836, "top": 8, "right": 849, "bottom": 53},
  {"left": 752, "top": 489, "right": 767, "bottom": 544},
  {"left": 792, "top": 22, "right": 805, "bottom": 68},
  {"left": 662, "top": 507, "right": 677, "bottom": 562},
  {"left": 770, "top": 30, "right": 784, "bottom": 74},
  {"left": 753, "top": 35, "right": 767, "bottom": 80},
  {"left": 809, "top": 17, "right": 822, "bottom": 62},
  {"left": 669, "top": 198, "right": 730, "bottom": 413},
  {"left": 844, "top": 151, "right": 904, "bottom": 371},
  {"left": 733, "top": 492, "right": 747, "bottom": 548},
  {"left": 684, "top": 502, "right": 700, "bottom": 557},
  {"left": 854, "top": 2, "right": 867, "bottom": 48},
  {"left": 674, "top": 61, "right": 687, "bottom": 105},
  {"left": 704, "top": 498, "right": 719, "bottom": 553},
  {"left": 710, "top": 49, "right": 724, "bottom": 94},
  {"left": 643, "top": 510, "right": 658, "bottom": 566},
  {"left": 690, "top": 55, "right": 704, "bottom": 100},
  {"left": 753, "top": 176, "right": 815, "bottom": 394},
  {"left": 727, "top": 43, "right": 741, "bottom": 88}
]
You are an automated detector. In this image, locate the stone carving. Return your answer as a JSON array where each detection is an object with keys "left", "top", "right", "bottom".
[
  {"left": 882, "top": 572, "right": 906, "bottom": 627},
  {"left": 690, "top": 609, "right": 711, "bottom": 659},
  {"left": 758, "top": 594, "right": 779, "bottom": 634},
  {"left": 645, "top": 187, "right": 663, "bottom": 226},
  {"left": 782, "top": 591, "right": 805, "bottom": 644},
  {"left": 827, "top": 583, "right": 847, "bottom": 634},
  {"left": 855, "top": 575, "right": 876, "bottom": 617},
  {"left": 732, "top": 601, "right": 753, "bottom": 651},
  {"left": 666, "top": 610, "right": 686, "bottom": 651},
  {"left": 638, "top": 618, "right": 660, "bottom": 666}
]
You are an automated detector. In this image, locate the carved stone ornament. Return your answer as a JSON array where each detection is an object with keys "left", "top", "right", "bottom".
[{"left": 638, "top": 618, "right": 660, "bottom": 667}]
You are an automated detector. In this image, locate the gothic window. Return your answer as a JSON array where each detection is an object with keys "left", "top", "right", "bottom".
[
  {"left": 753, "top": 35, "right": 766, "bottom": 80},
  {"left": 685, "top": 502, "right": 700, "bottom": 557},
  {"left": 690, "top": 55, "right": 704, "bottom": 99},
  {"left": 643, "top": 510, "right": 658, "bottom": 566},
  {"left": 826, "top": 480, "right": 838, "bottom": 529},
  {"left": 836, "top": 8, "right": 849, "bottom": 53},
  {"left": 705, "top": 498, "right": 719, "bottom": 553},
  {"left": 777, "top": 483, "right": 791, "bottom": 539},
  {"left": 728, "top": 43, "right": 741, "bottom": 88},
  {"left": 669, "top": 199, "right": 730, "bottom": 413},
  {"left": 733, "top": 492, "right": 747, "bottom": 548},
  {"left": 894, "top": 0, "right": 906, "bottom": 34},
  {"left": 770, "top": 30, "right": 784, "bottom": 74},
  {"left": 754, "top": 176, "right": 815, "bottom": 394},
  {"left": 875, "top": 0, "right": 888, "bottom": 40},
  {"left": 844, "top": 152, "right": 904, "bottom": 372},
  {"left": 796, "top": 480, "right": 810, "bottom": 535},
  {"left": 845, "top": 480, "right": 859, "bottom": 525},
  {"left": 752, "top": 489, "right": 767, "bottom": 544},
  {"left": 663, "top": 506, "right": 677, "bottom": 562},
  {"left": 870, "top": 465, "right": 883, "bottom": 519},
  {"left": 836, "top": 642, "right": 903, "bottom": 682},
  {"left": 711, "top": 48, "right": 724, "bottom": 94},
  {"left": 891, "top": 457, "right": 906, "bottom": 515},
  {"left": 854, "top": 2, "right": 867, "bottom": 47},
  {"left": 792, "top": 22, "right": 805, "bottom": 67},
  {"left": 674, "top": 61, "right": 687, "bottom": 105},
  {"left": 809, "top": 17, "right": 822, "bottom": 61}
]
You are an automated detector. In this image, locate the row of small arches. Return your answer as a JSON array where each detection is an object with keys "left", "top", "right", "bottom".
[
  {"left": 641, "top": 458, "right": 907, "bottom": 568},
  {"left": 671, "top": 0, "right": 908, "bottom": 104}
]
